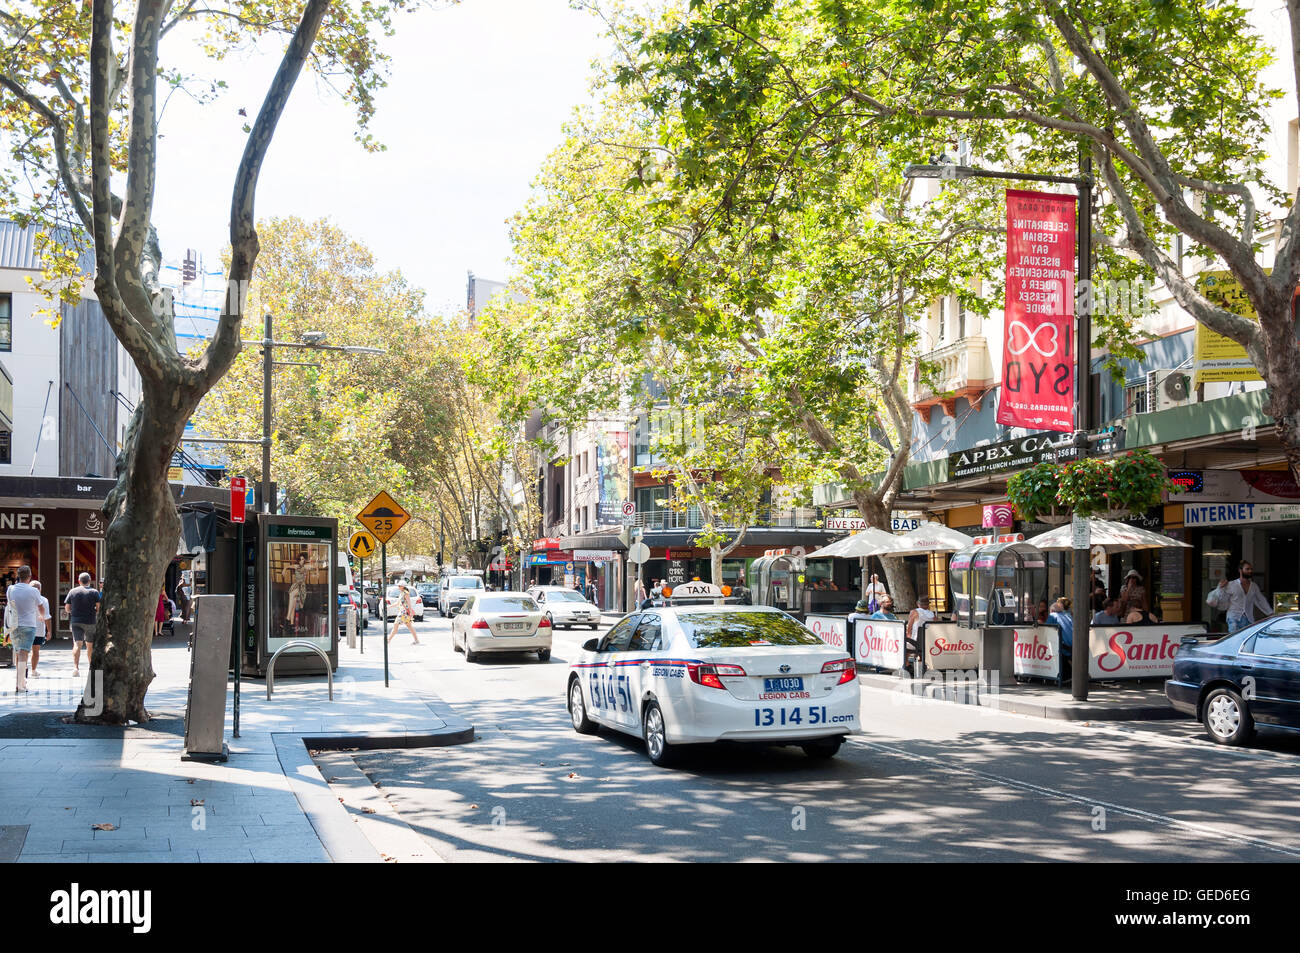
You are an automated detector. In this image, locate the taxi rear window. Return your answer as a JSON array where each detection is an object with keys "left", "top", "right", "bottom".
[{"left": 678, "top": 612, "right": 822, "bottom": 648}]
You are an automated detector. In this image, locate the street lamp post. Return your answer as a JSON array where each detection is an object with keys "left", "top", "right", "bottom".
[{"left": 905, "top": 149, "right": 1094, "bottom": 701}]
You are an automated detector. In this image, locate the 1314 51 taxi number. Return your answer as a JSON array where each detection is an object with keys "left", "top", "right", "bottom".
[
  {"left": 590, "top": 672, "right": 631, "bottom": 714},
  {"left": 753, "top": 706, "right": 852, "bottom": 727}
]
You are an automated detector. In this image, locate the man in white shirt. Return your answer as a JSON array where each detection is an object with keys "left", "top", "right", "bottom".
[
  {"left": 6, "top": 565, "right": 42, "bottom": 693},
  {"left": 1208, "top": 561, "right": 1272, "bottom": 634}
]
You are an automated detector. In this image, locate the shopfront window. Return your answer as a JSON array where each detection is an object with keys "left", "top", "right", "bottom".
[
  {"left": 0, "top": 538, "right": 39, "bottom": 607},
  {"left": 57, "top": 537, "right": 101, "bottom": 632}
]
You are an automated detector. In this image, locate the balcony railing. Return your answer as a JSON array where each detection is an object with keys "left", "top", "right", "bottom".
[
  {"left": 630, "top": 506, "right": 826, "bottom": 531},
  {"left": 911, "top": 336, "right": 994, "bottom": 421}
]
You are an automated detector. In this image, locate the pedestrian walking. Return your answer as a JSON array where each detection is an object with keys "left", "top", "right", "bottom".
[
  {"left": 6, "top": 566, "right": 42, "bottom": 693},
  {"left": 29, "top": 580, "right": 51, "bottom": 677},
  {"left": 154, "top": 587, "right": 168, "bottom": 639},
  {"left": 175, "top": 578, "right": 191, "bottom": 622},
  {"left": 1207, "top": 561, "right": 1272, "bottom": 634},
  {"left": 634, "top": 578, "right": 647, "bottom": 605},
  {"left": 387, "top": 581, "right": 421, "bottom": 645},
  {"left": 64, "top": 572, "right": 100, "bottom": 677}
]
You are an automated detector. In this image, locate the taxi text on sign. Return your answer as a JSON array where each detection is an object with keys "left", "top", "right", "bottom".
[
  {"left": 996, "top": 190, "right": 1076, "bottom": 434},
  {"left": 356, "top": 491, "right": 410, "bottom": 544},
  {"left": 348, "top": 530, "right": 377, "bottom": 559}
]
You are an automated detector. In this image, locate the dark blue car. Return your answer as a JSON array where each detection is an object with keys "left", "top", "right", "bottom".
[{"left": 1166, "top": 614, "right": 1300, "bottom": 745}]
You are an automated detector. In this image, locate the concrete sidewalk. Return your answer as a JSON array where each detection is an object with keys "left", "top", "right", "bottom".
[
  {"left": 0, "top": 631, "right": 472, "bottom": 863},
  {"left": 858, "top": 670, "right": 1181, "bottom": 721}
]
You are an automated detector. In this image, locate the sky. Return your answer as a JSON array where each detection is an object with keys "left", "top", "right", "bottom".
[{"left": 151, "top": 0, "right": 612, "bottom": 316}]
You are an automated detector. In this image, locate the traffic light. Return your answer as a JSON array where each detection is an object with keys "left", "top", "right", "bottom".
[{"left": 182, "top": 251, "right": 197, "bottom": 284}]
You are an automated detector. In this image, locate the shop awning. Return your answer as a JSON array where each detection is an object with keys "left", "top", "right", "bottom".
[{"left": 559, "top": 532, "right": 625, "bottom": 551}]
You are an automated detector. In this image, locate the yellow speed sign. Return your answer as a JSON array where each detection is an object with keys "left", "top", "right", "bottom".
[{"left": 349, "top": 530, "right": 378, "bottom": 559}]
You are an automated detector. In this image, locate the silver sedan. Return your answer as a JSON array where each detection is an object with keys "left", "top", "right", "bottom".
[
  {"left": 451, "top": 593, "right": 552, "bottom": 663},
  {"left": 527, "top": 586, "right": 602, "bottom": 630}
]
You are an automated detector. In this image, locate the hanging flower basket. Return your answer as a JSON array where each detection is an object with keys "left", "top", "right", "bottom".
[
  {"left": 1006, "top": 462, "right": 1064, "bottom": 523},
  {"left": 1008, "top": 450, "right": 1178, "bottom": 522}
]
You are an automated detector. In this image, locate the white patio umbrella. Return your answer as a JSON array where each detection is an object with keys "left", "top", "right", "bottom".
[
  {"left": 1028, "top": 518, "right": 1192, "bottom": 552},
  {"left": 807, "top": 526, "right": 905, "bottom": 559},
  {"left": 887, "top": 522, "right": 977, "bottom": 557}
]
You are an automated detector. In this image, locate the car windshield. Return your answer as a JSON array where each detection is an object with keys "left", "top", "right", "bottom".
[
  {"left": 678, "top": 612, "right": 824, "bottom": 648},
  {"left": 546, "top": 591, "right": 587, "bottom": 602},
  {"left": 450, "top": 577, "right": 483, "bottom": 589},
  {"left": 481, "top": 596, "right": 538, "bottom": 613}
]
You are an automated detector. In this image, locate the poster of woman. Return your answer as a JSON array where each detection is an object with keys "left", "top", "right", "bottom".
[{"left": 268, "top": 542, "right": 330, "bottom": 651}]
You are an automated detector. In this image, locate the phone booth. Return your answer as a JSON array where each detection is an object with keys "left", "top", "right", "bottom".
[
  {"left": 244, "top": 515, "right": 338, "bottom": 676},
  {"left": 749, "top": 550, "right": 805, "bottom": 616},
  {"left": 946, "top": 539, "right": 1048, "bottom": 684}
]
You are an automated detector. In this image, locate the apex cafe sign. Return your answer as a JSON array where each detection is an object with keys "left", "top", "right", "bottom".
[{"left": 948, "top": 432, "right": 1079, "bottom": 481}]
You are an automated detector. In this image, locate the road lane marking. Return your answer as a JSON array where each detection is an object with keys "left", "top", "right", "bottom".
[{"left": 852, "top": 737, "right": 1300, "bottom": 858}]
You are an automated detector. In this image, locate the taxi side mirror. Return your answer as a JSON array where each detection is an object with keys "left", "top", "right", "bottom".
[{"left": 583, "top": 639, "right": 599, "bottom": 652}]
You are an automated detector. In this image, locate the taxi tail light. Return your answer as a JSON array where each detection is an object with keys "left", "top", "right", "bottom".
[
  {"left": 471, "top": 619, "right": 491, "bottom": 630},
  {"left": 539, "top": 615, "right": 552, "bottom": 628},
  {"left": 687, "top": 662, "right": 746, "bottom": 690},
  {"left": 821, "top": 658, "right": 857, "bottom": 684}
]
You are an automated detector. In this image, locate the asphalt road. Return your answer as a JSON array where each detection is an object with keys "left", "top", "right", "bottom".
[{"left": 352, "top": 610, "right": 1300, "bottom": 862}]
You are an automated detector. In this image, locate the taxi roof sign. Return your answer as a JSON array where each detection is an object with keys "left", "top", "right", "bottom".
[
  {"left": 660, "top": 580, "right": 733, "bottom": 604},
  {"left": 357, "top": 491, "right": 410, "bottom": 544},
  {"left": 349, "top": 530, "right": 378, "bottom": 559}
]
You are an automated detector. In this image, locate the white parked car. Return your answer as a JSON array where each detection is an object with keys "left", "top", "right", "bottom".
[
  {"left": 383, "top": 584, "right": 425, "bottom": 621},
  {"left": 526, "top": 586, "right": 601, "bottom": 630},
  {"left": 566, "top": 585, "right": 860, "bottom": 766},
  {"left": 451, "top": 593, "right": 552, "bottom": 663},
  {"left": 439, "top": 574, "right": 485, "bottom": 616}
]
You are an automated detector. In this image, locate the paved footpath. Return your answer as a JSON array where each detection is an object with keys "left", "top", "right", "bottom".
[{"left": 0, "top": 625, "right": 470, "bottom": 863}]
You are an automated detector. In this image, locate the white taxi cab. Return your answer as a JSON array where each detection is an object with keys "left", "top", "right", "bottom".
[{"left": 566, "top": 582, "right": 860, "bottom": 766}]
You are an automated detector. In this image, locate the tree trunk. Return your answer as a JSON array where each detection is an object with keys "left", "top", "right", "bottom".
[
  {"left": 856, "top": 491, "right": 917, "bottom": 611},
  {"left": 76, "top": 383, "right": 188, "bottom": 724}
]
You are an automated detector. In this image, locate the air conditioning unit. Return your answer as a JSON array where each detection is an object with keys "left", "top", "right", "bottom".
[{"left": 1148, "top": 369, "right": 1194, "bottom": 411}]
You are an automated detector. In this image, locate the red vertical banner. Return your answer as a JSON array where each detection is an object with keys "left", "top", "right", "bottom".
[
  {"left": 997, "top": 189, "right": 1077, "bottom": 433},
  {"left": 230, "top": 476, "right": 246, "bottom": 524}
]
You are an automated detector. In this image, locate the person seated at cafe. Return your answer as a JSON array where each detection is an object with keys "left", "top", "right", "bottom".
[
  {"left": 1036, "top": 599, "right": 1049, "bottom": 624},
  {"left": 1049, "top": 598, "right": 1074, "bottom": 662},
  {"left": 1092, "top": 597, "right": 1122, "bottom": 626},
  {"left": 870, "top": 596, "right": 898, "bottom": 621},
  {"left": 1124, "top": 605, "right": 1162, "bottom": 625},
  {"left": 846, "top": 599, "right": 873, "bottom": 627}
]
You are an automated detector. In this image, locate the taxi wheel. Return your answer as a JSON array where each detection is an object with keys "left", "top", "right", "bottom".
[
  {"left": 643, "top": 701, "right": 678, "bottom": 767},
  {"left": 568, "top": 678, "right": 597, "bottom": 734},
  {"left": 538, "top": 648, "right": 551, "bottom": 662},
  {"left": 1202, "top": 687, "right": 1254, "bottom": 746},
  {"left": 465, "top": 647, "right": 479, "bottom": 663},
  {"left": 801, "top": 737, "right": 843, "bottom": 760}
]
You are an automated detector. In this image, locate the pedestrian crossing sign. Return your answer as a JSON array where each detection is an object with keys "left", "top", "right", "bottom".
[
  {"left": 349, "top": 530, "right": 378, "bottom": 559},
  {"left": 357, "top": 491, "right": 410, "bottom": 544}
]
